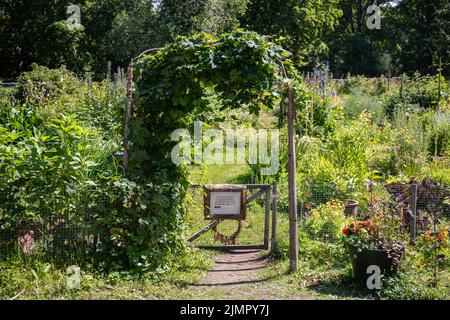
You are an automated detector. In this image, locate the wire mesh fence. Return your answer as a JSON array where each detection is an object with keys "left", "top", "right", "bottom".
[
  {"left": 297, "top": 179, "right": 450, "bottom": 244},
  {"left": 0, "top": 191, "right": 119, "bottom": 261},
  {"left": 1, "top": 179, "right": 448, "bottom": 260}
]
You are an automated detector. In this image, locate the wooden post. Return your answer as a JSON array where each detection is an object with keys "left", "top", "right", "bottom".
[
  {"left": 287, "top": 87, "right": 298, "bottom": 272},
  {"left": 122, "top": 48, "right": 163, "bottom": 172},
  {"left": 271, "top": 181, "right": 278, "bottom": 251},
  {"left": 387, "top": 71, "right": 391, "bottom": 91}
]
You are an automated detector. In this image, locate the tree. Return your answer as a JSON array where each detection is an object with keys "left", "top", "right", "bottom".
[
  {"left": 0, "top": 0, "right": 73, "bottom": 79},
  {"left": 326, "top": 0, "right": 396, "bottom": 77},
  {"left": 387, "top": 0, "right": 450, "bottom": 75},
  {"left": 105, "top": 2, "right": 161, "bottom": 68},
  {"left": 158, "top": 0, "right": 247, "bottom": 41},
  {"left": 241, "top": 0, "right": 342, "bottom": 69}
]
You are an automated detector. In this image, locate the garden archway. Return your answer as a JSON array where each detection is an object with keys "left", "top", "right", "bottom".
[{"left": 125, "top": 30, "right": 305, "bottom": 271}]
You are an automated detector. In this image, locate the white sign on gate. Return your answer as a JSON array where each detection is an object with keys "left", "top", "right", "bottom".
[
  {"left": 210, "top": 192, "right": 241, "bottom": 216},
  {"left": 203, "top": 184, "right": 247, "bottom": 220}
]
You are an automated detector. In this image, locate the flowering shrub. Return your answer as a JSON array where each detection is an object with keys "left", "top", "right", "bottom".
[
  {"left": 342, "top": 221, "right": 377, "bottom": 250},
  {"left": 416, "top": 228, "right": 449, "bottom": 286}
]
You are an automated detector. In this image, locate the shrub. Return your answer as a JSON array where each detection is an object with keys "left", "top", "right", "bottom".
[
  {"left": 337, "top": 76, "right": 387, "bottom": 96},
  {"left": 415, "top": 229, "right": 449, "bottom": 287},
  {"left": 419, "top": 159, "right": 450, "bottom": 188},
  {"left": 299, "top": 232, "right": 349, "bottom": 270},
  {"left": 304, "top": 201, "right": 351, "bottom": 242},
  {"left": 296, "top": 90, "right": 340, "bottom": 137},
  {"left": 15, "top": 65, "right": 81, "bottom": 110},
  {"left": 379, "top": 248, "right": 450, "bottom": 299},
  {"left": 424, "top": 111, "right": 450, "bottom": 158},
  {"left": 0, "top": 109, "right": 121, "bottom": 263},
  {"left": 384, "top": 74, "right": 448, "bottom": 117},
  {"left": 341, "top": 88, "right": 384, "bottom": 123},
  {"left": 298, "top": 113, "right": 371, "bottom": 203},
  {"left": 75, "top": 80, "right": 125, "bottom": 143}
]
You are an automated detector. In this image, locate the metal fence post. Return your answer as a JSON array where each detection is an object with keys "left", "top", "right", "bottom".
[
  {"left": 264, "top": 186, "right": 271, "bottom": 250},
  {"left": 271, "top": 181, "right": 278, "bottom": 251},
  {"left": 409, "top": 183, "right": 418, "bottom": 243}
]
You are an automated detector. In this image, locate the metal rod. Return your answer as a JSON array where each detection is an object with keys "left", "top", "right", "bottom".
[
  {"left": 264, "top": 187, "right": 271, "bottom": 250},
  {"left": 188, "top": 220, "right": 221, "bottom": 242},
  {"left": 271, "top": 181, "right": 278, "bottom": 251},
  {"left": 410, "top": 184, "right": 418, "bottom": 243}
]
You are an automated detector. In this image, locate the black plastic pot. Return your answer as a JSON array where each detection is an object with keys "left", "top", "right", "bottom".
[{"left": 347, "top": 245, "right": 398, "bottom": 285}]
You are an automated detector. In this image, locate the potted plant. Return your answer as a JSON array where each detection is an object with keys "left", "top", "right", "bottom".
[{"left": 342, "top": 220, "right": 404, "bottom": 285}]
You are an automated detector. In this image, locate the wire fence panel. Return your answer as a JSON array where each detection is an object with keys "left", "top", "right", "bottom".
[
  {"left": 1, "top": 180, "right": 447, "bottom": 258},
  {"left": 0, "top": 192, "right": 118, "bottom": 262},
  {"left": 297, "top": 180, "right": 450, "bottom": 244}
]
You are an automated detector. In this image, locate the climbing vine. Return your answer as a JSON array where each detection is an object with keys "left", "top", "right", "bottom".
[{"left": 126, "top": 30, "right": 306, "bottom": 270}]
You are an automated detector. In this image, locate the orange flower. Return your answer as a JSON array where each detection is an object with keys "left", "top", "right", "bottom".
[
  {"left": 438, "top": 230, "right": 448, "bottom": 241},
  {"left": 424, "top": 230, "right": 431, "bottom": 240},
  {"left": 343, "top": 227, "right": 350, "bottom": 235}
]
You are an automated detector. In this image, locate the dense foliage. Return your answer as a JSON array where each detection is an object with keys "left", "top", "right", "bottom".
[{"left": 2, "top": 1, "right": 450, "bottom": 79}]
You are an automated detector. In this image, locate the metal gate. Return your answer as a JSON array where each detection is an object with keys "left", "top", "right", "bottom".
[{"left": 187, "top": 184, "right": 277, "bottom": 250}]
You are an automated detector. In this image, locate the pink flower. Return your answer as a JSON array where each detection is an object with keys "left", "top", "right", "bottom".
[{"left": 19, "top": 232, "right": 34, "bottom": 254}]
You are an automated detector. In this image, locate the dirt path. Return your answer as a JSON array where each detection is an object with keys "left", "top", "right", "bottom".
[
  {"left": 189, "top": 250, "right": 315, "bottom": 299},
  {"left": 196, "top": 250, "right": 269, "bottom": 287}
]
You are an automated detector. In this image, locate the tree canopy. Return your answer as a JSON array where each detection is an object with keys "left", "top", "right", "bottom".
[{"left": 1, "top": 0, "right": 449, "bottom": 79}]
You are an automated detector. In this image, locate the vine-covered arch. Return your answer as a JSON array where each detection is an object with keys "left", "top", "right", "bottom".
[
  {"left": 128, "top": 30, "right": 303, "bottom": 182},
  {"left": 123, "top": 30, "right": 306, "bottom": 271}
]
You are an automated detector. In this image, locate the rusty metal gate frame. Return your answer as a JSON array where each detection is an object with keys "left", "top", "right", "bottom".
[{"left": 188, "top": 184, "right": 276, "bottom": 251}]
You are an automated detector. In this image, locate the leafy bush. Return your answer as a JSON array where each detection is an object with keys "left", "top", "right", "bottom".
[
  {"left": 337, "top": 76, "right": 388, "bottom": 96},
  {"left": 298, "top": 232, "right": 349, "bottom": 270},
  {"left": 379, "top": 248, "right": 450, "bottom": 299},
  {"left": 0, "top": 96, "right": 190, "bottom": 271},
  {"left": 384, "top": 74, "right": 448, "bottom": 117},
  {"left": 424, "top": 111, "right": 450, "bottom": 158},
  {"left": 419, "top": 159, "right": 450, "bottom": 187},
  {"left": 341, "top": 88, "right": 384, "bottom": 123},
  {"left": 415, "top": 229, "right": 449, "bottom": 287},
  {"left": 304, "top": 201, "right": 351, "bottom": 242},
  {"left": 75, "top": 80, "right": 125, "bottom": 143},
  {"left": 0, "top": 112, "right": 120, "bottom": 234},
  {"left": 15, "top": 65, "right": 81, "bottom": 111},
  {"left": 296, "top": 90, "right": 340, "bottom": 137},
  {"left": 298, "top": 113, "right": 371, "bottom": 203}
]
